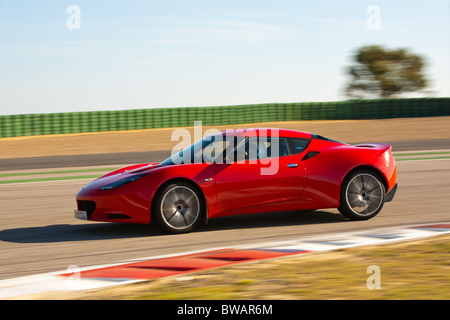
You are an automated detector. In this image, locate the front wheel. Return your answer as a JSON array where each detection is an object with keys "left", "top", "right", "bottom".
[
  {"left": 338, "top": 170, "right": 385, "bottom": 220},
  {"left": 153, "top": 182, "right": 204, "bottom": 234}
]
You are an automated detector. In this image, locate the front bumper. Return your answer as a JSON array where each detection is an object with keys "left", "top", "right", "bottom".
[
  {"left": 75, "top": 188, "right": 152, "bottom": 224},
  {"left": 385, "top": 183, "right": 398, "bottom": 202}
]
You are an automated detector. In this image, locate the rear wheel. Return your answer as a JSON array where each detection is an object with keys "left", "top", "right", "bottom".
[
  {"left": 153, "top": 182, "right": 204, "bottom": 234},
  {"left": 339, "top": 169, "right": 385, "bottom": 220}
]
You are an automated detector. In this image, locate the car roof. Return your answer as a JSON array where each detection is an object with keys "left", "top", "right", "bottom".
[{"left": 218, "top": 128, "right": 312, "bottom": 139}]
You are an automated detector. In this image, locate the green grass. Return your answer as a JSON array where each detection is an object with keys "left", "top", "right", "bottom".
[
  {"left": 393, "top": 150, "right": 450, "bottom": 161},
  {"left": 0, "top": 174, "right": 99, "bottom": 184},
  {"left": 395, "top": 156, "right": 450, "bottom": 161},
  {"left": 393, "top": 151, "right": 450, "bottom": 157},
  {"left": 0, "top": 167, "right": 118, "bottom": 178}
]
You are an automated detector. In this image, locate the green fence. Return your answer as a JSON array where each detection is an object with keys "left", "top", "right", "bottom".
[{"left": 0, "top": 98, "right": 449, "bottom": 138}]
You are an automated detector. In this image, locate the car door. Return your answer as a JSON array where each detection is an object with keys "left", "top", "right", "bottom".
[{"left": 214, "top": 137, "right": 306, "bottom": 214}]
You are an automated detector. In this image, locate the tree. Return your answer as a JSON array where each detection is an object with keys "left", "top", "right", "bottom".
[{"left": 345, "top": 45, "right": 428, "bottom": 99}]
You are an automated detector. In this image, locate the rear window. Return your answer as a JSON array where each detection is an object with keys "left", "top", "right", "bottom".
[{"left": 287, "top": 138, "right": 311, "bottom": 154}]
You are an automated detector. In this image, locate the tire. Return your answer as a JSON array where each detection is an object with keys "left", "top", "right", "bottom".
[
  {"left": 153, "top": 181, "right": 204, "bottom": 234},
  {"left": 338, "top": 169, "right": 385, "bottom": 220}
]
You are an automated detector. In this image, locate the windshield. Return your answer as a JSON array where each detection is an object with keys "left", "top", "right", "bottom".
[{"left": 159, "top": 134, "right": 234, "bottom": 166}]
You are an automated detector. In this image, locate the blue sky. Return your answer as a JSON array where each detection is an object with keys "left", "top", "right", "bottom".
[{"left": 0, "top": 0, "right": 449, "bottom": 115}]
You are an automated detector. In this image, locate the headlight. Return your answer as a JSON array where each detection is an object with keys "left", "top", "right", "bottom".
[{"left": 100, "top": 173, "right": 148, "bottom": 190}]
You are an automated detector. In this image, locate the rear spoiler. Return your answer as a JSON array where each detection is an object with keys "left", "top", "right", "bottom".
[{"left": 353, "top": 143, "right": 392, "bottom": 152}]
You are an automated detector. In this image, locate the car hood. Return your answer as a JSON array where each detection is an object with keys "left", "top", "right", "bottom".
[{"left": 81, "top": 163, "right": 160, "bottom": 191}]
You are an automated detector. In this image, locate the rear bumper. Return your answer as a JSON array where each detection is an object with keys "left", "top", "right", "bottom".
[{"left": 385, "top": 183, "right": 398, "bottom": 202}]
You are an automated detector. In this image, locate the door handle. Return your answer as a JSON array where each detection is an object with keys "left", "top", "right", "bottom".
[{"left": 287, "top": 163, "right": 298, "bottom": 168}]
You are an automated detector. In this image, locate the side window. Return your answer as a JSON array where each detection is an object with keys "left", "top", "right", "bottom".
[
  {"left": 247, "top": 137, "right": 291, "bottom": 159},
  {"left": 233, "top": 137, "right": 292, "bottom": 161},
  {"left": 288, "top": 138, "right": 311, "bottom": 155},
  {"left": 268, "top": 138, "right": 290, "bottom": 158}
]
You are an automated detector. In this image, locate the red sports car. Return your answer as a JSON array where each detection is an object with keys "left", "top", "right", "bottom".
[{"left": 75, "top": 128, "right": 397, "bottom": 233}]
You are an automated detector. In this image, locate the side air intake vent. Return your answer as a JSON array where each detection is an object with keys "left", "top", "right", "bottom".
[{"left": 302, "top": 151, "right": 320, "bottom": 161}]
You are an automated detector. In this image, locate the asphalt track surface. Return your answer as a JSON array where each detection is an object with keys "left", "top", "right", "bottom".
[{"left": 0, "top": 140, "right": 449, "bottom": 281}]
